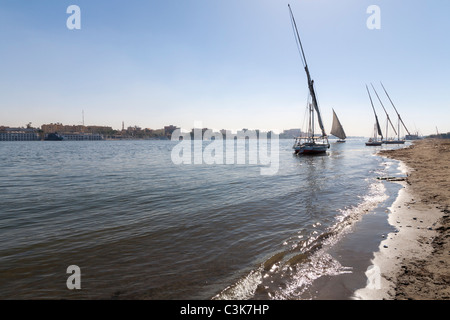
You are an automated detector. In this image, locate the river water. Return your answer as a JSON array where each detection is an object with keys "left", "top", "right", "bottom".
[{"left": 0, "top": 138, "right": 406, "bottom": 299}]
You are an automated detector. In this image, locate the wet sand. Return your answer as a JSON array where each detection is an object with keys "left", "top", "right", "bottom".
[{"left": 356, "top": 139, "right": 450, "bottom": 300}]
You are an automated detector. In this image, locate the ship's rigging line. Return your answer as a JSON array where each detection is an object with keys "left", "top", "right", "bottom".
[{"left": 289, "top": 5, "right": 307, "bottom": 69}]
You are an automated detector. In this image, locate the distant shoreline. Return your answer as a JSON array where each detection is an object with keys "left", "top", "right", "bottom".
[{"left": 1, "top": 136, "right": 370, "bottom": 141}]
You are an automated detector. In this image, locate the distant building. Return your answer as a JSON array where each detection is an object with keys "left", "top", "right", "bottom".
[
  {"left": 41, "top": 123, "right": 113, "bottom": 141},
  {"left": 152, "top": 129, "right": 165, "bottom": 136},
  {"left": 189, "top": 127, "right": 212, "bottom": 139},
  {"left": 84, "top": 126, "right": 114, "bottom": 135},
  {"left": 41, "top": 123, "right": 82, "bottom": 134},
  {"left": 41, "top": 123, "right": 112, "bottom": 135},
  {"left": 164, "top": 125, "right": 178, "bottom": 137},
  {"left": 0, "top": 127, "right": 39, "bottom": 141},
  {"left": 280, "top": 129, "right": 302, "bottom": 139}
]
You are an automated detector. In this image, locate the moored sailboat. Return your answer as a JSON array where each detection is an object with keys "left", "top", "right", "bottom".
[
  {"left": 369, "top": 83, "right": 401, "bottom": 144},
  {"left": 380, "top": 82, "right": 407, "bottom": 144},
  {"left": 365, "top": 84, "right": 383, "bottom": 146},
  {"left": 330, "top": 109, "right": 346, "bottom": 143},
  {"left": 289, "top": 4, "right": 330, "bottom": 155}
]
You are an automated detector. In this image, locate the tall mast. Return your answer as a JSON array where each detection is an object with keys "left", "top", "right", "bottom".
[
  {"left": 380, "top": 82, "right": 411, "bottom": 136},
  {"left": 288, "top": 4, "right": 326, "bottom": 138},
  {"left": 366, "top": 84, "right": 383, "bottom": 140},
  {"left": 311, "top": 102, "right": 314, "bottom": 139},
  {"left": 370, "top": 83, "right": 397, "bottom": 138}
]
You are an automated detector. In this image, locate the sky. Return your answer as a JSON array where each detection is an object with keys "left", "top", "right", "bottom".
[{"left": 0, "top": 0, "right": 449, "bottom": 136}]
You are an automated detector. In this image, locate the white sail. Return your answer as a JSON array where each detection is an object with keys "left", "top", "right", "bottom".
[{"left": 330, "top": 109, "right": 346, "bottom": 139}]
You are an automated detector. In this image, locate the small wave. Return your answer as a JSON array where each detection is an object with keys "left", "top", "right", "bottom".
[
  {"left": 213, "top": 178, "right": 389, "bottom": 300},
  {"left": 212, "top": 267, "right": 264, "bottom": 300},
  {"left": 270, "top": 252, "right": 353, "bottom": 300}
]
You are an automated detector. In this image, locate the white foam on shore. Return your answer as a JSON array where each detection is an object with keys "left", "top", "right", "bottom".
[{"left": 353, "top": 163, "right": 442, "bottom": 300}]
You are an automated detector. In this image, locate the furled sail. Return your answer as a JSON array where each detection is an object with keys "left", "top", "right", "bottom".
[
  {"left": 371, "top": 83, "right": 397, "bottom": 137},
  {"left": 366, "top": 84, "right": 383, "bottom": 139},
  {"left": 330, "top": 109, "right": 346, "bottom": 139}
]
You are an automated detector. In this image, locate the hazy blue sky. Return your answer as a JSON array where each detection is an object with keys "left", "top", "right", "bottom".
[{"left": 0, "top": 0, "right": 449, "bottom": 136}]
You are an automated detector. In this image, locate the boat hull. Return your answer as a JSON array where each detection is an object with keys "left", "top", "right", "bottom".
[
  {"left": 294, "top": 143, "right": 329, "bottom": 155},
  {"left": 45, "top": 133, "right": 64, "bottom": 141},
  {"left": 383, "top": 140, "right": 405, "bottom": 144},
  {"left": 365, "top": 142, "right": 382, "bottom": 146},
  {"left": 405, "top": 134, "right": 421, "bottom": 140}
]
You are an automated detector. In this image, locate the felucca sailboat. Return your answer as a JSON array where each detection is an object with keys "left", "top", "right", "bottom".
[
  {"left": 380, "top": 82, "right": 407, "bottom": 144},
  {"left": 330, "top": 109, "right": 346, "bottom": 143},
  {"left": 370, "top": 83, "right": 399, "bottom": 144},
  {"left": 289, "top": 4, "right": 330, "bottom": 155},
  {"left": 365, "top": 84, "right": 383, "bottom": 146}
]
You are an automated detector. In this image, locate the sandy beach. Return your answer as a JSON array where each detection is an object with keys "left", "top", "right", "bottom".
[{"left": 355, "top": 139, "right": 450, "bottom": 300}]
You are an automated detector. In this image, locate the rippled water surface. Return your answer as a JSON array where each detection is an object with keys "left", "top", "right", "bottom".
[{"left": 0, "top": 139, "right": 406, "bottom": 299}]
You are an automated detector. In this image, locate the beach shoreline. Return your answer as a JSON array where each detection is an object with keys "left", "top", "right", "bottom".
[{"left": 355, "top": 139, "right": 450, "bottom": 300}]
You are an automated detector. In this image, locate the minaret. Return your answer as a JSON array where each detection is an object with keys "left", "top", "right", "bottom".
[{"left": 81, "top": 110, "right": 85, "bottom": 133}]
